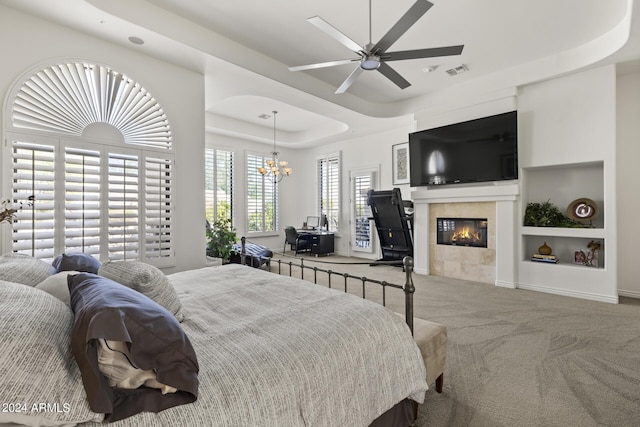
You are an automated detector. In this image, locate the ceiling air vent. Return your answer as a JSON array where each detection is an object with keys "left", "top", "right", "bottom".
[{"left": 445, "top": 64, "right": 469, "bottom": 76}]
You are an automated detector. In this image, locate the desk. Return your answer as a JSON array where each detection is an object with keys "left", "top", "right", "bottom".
[{"left": 299, "top": 230, "right": 334, "bottom": 256}]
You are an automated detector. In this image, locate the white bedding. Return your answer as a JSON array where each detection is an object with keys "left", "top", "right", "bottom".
[
  {"left": 1, "top": 262, "right": 427, "bottom": 427},
  {"left": 89, "top": 264, "right": 428, "bottom": 426}
]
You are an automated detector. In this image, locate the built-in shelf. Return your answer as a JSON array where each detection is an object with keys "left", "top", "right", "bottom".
[
  {"left": 520, "top": 260, "right": 605, "bottom": 271},
  {"left": 521, "top": 226, "right": 605, "bottom": 238}
]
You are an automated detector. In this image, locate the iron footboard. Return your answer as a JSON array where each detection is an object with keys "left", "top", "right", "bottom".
[{"left": 238, "top": 237, "right": 415, "bottom": 334}]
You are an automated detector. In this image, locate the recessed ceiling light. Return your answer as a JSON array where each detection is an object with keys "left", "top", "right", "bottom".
[
  {"left": 422, "top": 66, "right": 438, "bottom": 73},
  {"left": 128, "top": 36, "right": 144, "bottom": 45},
  {"left": 258, "top": 113, "right": 271, "bottom": 120}
]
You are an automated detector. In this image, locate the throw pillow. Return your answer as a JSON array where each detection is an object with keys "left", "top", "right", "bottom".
[
  {"left": 98, "top": 260, "right": 184, "bottom": 321},
  {"left": 35, "top": 270, "right": 81, "bottom": 306},
  {"left": 68, "top": 273, "right": 199, "bottom": 422},
  {"left": 0, "top": 280, "right": 103, "bottom": 426},
  {"left": 0, "top": 253, "right": 55, "bottom": 286},
  {"left": 52, "top": 253, "right": 102, "bottom": 274}
]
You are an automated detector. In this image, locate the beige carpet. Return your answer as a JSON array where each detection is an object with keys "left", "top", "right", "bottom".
[{"left": 269, "top": 252, "right": 640, "bottom": 427}]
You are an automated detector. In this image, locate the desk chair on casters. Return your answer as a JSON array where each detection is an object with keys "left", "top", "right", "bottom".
[{"left": 284, "top": 226, "right": 311, "bottom": 255}]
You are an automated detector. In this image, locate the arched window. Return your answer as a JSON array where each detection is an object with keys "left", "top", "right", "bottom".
[{"left": 5, "top": 62, "right": 174, "bottom": 267}]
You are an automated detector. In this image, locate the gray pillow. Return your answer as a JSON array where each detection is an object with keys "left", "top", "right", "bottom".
[
  {"left": 0, "top": 253, "right": 55, "bottom": 286},
  {"left": 35, "top": 271, "right": 81, "bottom": 306},
  {"left": 52, "top": 253, "right": 101, "bottom": 274},
  {"left": 0, "top": 280, "right": 103, "bottom": 426},
  {"left": 98, "top": 260, "right": 184, "bottom": 321}
]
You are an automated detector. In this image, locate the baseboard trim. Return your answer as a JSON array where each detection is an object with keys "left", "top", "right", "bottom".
[
  {"left": 517, "top": 282, "right": 618, "bottom": 304},
  {"left": 495, "top": 280, "right": 516, "bottom": 289},
  {"left": 618, "top": 289, "right": 640, "bottom": 299}
]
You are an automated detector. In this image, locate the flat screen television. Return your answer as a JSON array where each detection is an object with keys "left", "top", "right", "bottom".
[{"left": 409, "top": 111, "right": 518, "bottom": 186}]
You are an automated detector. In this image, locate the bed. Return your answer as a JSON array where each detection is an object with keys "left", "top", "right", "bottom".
[{"left": 0, "top": 253, "right": 428, "bottom": 427}]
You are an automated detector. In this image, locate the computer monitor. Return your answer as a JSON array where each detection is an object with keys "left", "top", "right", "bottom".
[{"left": 306, "top": 215, "right": 320, "bottom": 230}]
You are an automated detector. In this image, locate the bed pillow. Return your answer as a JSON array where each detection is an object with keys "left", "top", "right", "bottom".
[
  {"left": 68, "top": 273, "right": 199, "bottom": 422},
  {"left": 53, "top": 253, "right": 102, "bottom": 274},
  {"left": 0, "top": 280, "right": 103, "bottom": 426},
  {"left": 98, "top": 260, "right": 184, "bottom": 321},
  {"left": 35, "top": 270, "right": 80, "bottom": 306},
  {"left": 0, "top": 253, "right": 55, "bottom": 286}
]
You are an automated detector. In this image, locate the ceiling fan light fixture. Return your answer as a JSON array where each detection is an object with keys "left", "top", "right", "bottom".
[{"left": 360, "top": 55, "right": 381, "bottom": 70}]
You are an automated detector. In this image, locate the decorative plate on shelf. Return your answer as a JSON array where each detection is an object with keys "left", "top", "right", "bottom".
[{"left": 567, "top": 198, "right": 598, "bottom": 222}]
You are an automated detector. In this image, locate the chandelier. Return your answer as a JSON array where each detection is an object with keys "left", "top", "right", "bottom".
[{"left": 258, "top": 111, "right": 292, "bottom": 183}]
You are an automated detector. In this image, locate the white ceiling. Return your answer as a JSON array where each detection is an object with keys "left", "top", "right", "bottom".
[{"left": 4, "top": 0, "right": 640, "bottom": 147}]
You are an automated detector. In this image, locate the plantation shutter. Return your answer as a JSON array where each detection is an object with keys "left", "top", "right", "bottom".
[
  {"left": 246, "top": 153, "right": 277, "bottom": 233},
  {"left": 205, "top": 147, "right": 234, "bottom": 225},
  {"left": 7, "top": 62, "right": 175, "bottom": 266},
  {"left": 12, "top": 63, "right": 172, "bottom": 149},
  {"left": 318, "top": 154, "right": 340, "bottom": 232},
  {"left": 11, "top": 140, "right": 56, "bottom": 259},
  {"left": 107, "top": 152, "right": 139, "bottom": 261},
  {"left": 216, "top": 149, "right": 233, "bottom": 223},
  {"left": 63, "top": 146, "right": 101, "bottom": 256},
  {"left": 354, "top": 174, "right": 372, "bottom": 244},
  {"left": 144, "top": 155, "right": 174, "bottom": 264}
]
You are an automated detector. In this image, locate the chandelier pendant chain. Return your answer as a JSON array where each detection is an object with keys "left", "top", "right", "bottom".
[{"left": 258, "top": 110, "right": 292, "bottom": 183}]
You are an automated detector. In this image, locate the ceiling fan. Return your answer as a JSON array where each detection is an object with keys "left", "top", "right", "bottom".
[{"left": 289, "top": 0, "right": 464, "bottom": 94}]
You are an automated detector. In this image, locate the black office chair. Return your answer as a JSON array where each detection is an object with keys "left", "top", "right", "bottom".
[{"left": 284, "top": 226, "right": 311, "bottom": 255}]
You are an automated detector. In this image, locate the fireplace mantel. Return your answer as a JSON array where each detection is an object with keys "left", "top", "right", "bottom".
[
  {"left": 412, "top": 182, "right": 519, "bottom": 204},
  {"left": 411, "top": 183, "right": 520, "bottom": 288}
]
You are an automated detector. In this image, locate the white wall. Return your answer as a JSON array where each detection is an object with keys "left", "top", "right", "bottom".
[
  {"left": 204, "top": 132, "right": 298, "bottom": 252},
  {"left": 295, "top": 122, "right": 415, "bottom": 258},
  {"left": 0, "top": 5, "right": 205, "bottom": 274},
  {"left": 616, "top": 69, "right": 640, "bottom": 297},
  {"left": 517, "top": 65, "right": 618, "bottom": 302}
]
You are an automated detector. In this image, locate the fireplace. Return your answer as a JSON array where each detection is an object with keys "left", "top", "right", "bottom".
[{"left": 437, "top": 218, "right": 488, "bottom": 248}]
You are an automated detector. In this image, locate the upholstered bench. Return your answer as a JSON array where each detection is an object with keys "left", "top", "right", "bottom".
[
  {"left": 396, "top": 313, "right": 447, "bottom": 393},
  {"left": 229, "top": 242, "right": 273, "bottom": 269}
]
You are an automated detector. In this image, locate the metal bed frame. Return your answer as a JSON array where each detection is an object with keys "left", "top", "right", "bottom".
[{"left": 238, "top": 237, "right": 416, "bottom": 334}]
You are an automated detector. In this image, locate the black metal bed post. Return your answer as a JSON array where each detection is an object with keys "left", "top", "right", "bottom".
[
  {"left": 403, "top": 256, "right": 415, "bottom": 335},
  {"left": 240, "top": 236, "right": 247, "bottom": 266}
]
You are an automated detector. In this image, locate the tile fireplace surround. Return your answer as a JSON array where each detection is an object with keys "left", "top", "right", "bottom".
[
  {"left": 412, "top": 183, "right": 519, "bottom": 288},
  {"left": 432, "top": 205, "right": 494, "bottom": 282}
]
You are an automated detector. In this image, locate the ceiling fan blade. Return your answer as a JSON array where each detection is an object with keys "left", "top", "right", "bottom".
[
  {"left": 335, "top": 66, "right": 364, "bottom": 94},
  {"left": 307, "top": 16, "right": 363, "bottom": 53},
  {"left": 289, "top": 58, "right": 359, "bottom": 72},
  {"left": 377, "top": 62, "right": 411, "bottom": 89},
  {"left": 372, "top": 0, "right": 433, "bottom": 54},
  {"left": 384, "top": 45, "right": 464, "bottom": 61}
]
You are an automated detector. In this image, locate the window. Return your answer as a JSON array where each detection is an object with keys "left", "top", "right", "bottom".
[
  {"left": 317, "top": 153, "right": 341, "bottom": 232},
  {"left": 10, "top": 141, "right": 56, "bottom": 259},
  {"left": 5, "top": 62, "right": 174, "bottom": 266},
  {"left": 246, "top": 153, "right": 278, "bottom": 233},
  {"left": 205, "top": 147, "right": 234, "bottom": 225}
]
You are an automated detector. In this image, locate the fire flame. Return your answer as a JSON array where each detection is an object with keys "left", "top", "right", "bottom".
[{"left": 451, "top": 226, "right": 481, "bottom": 243}]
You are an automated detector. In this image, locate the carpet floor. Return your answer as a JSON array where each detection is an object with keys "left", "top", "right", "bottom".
[{"left": 269, "top": 252, "right": 640, "bottom": 427}]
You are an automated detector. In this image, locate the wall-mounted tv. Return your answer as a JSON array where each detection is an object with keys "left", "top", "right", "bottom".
[{"left": 409, "top": 111, "right": 518, "bottom": 187}]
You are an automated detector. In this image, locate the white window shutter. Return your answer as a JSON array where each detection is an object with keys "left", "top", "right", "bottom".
[
  {"left": 247, "top": 153, "right": 277, "bottom": 233},
  {"left": 205, "top": 148, "right": 234, "bottom": 225},
  {"left": 7, "top": 62, "right": 175, "bottom": 266},
  {"left": 107, "top": 152, "right": 140, "bottom": 261},
  {"left": 144, "top": 155, "right": 174, "bottom": 265},
  {"left": 11, "top": 141, "right": 56, "bottom": 259},
  {"left": 64, "top": 147, "right": 101, "bottom": 256},
  {"left": 318, "top": 155, "right": 340, "bottom": 232}
]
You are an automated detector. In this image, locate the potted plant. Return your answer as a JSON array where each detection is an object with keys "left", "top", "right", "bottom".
[
  {"left": 206, "top": 218, "right": 238, "bottom": 264},
  {"left": 523, "top": 200, "right": 588, "bottom": 228}
]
